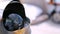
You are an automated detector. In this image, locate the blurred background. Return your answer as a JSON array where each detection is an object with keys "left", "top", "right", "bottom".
[{"left": 0, "top": 0, "right": 60, "bottom": 34}]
